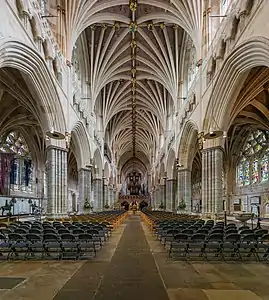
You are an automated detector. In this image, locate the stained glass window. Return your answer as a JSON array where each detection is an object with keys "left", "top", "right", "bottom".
[
  {"left": 237, "top": 130, "right": 269, "bottom": 186},
  {"left": 261, "top": 150, "right": 269, "bottom": 182},
  {"left": 252, "top": 159, "right": 259, "bottom": 183},
  {"left": 0, "top": 131, "right": 32, "bottom": 192}
]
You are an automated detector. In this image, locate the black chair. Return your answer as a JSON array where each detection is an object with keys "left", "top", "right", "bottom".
[
  {"left": 225, "top": 229, "right": 238, "bottom": 235},
  {"left": 58, "top": 228, "right": 70, "bottom": 235},
  {"left": 240, "top": 229, "right": 254, "bottom": 236},
  {"left": 8, "top": 233, "right": 28, "bottom": 259},
  {"left": 222, "top": 233, "right": 241, "bottom": 260},
  {"left": 238, "top": 226, "right": 250, "bottom": 231},
  {"left": 43, "top": 234, "right": 61, "bottom": 259},
  {"left": 197, "top": 229, "right": 209, "bottom": 235},
  {"left": 0, "top": 233, "right": 10, "bottom": 260},
  {"left": 44, "top": 228, "right": 57, "bottom": 235},
  {"left": 238, "top": 234, "right": 258, "bottom": 261},
  {"left": 169, "top": 234, "right": 188, "bottom": 258},
  {"left": 256, "top": 234, "right": 269, "bottom": 261},
  {"left": 25, "top": 233, "right": 44, "bottom": 259},
  {"left": 255, "top": 229, "right": 268, "bottom": 238},
  {"left": 77, "top": 234, "right": 95, "bottom": 259},
  {"left": 29, "top": 228, "right": 42, "bottom": 235},
  {"left": 187, "top": 234, "right": 206, "bottom": 259},
  {"left": 60, "top": 234, "right": 78, "bottom": 260},
  {"left": 87, "top": 229, "right": 101, "bottom": 250},
  {"left": 204, "top": 233, "right": 223, "bottom": 260}
]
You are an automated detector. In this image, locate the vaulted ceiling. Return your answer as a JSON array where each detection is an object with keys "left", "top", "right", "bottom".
[
  {"left": 225, "top": 66, "right": 269, "bottom": 165},
  {"left": 71, "top": 0, "right": 202, "bottom": 175}
]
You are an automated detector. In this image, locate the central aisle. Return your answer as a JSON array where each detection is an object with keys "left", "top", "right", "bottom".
[{"left": 93, "top": 215, "right": 169, "bottom": 300}]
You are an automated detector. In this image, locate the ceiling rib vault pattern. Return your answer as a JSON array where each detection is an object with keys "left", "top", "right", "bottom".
[{"left": 69, "top": 0, "right": 203, "bottom": 172}]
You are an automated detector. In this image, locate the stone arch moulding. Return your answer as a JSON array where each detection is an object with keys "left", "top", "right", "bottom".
[
  {"left": 0, "top": 38, "right": 66, "bottom": 134},
  {"left": 203, "top": 36, "right": 269, "bottom": 133},
  {"left": 71, "top": 121, "right": 91, "bottom": 169},
  {"left": 166, "top": 148, "right": 176, "bottom": 179},
  {"left": 177, "top": 119, "right": 198, "bottom": 170}
]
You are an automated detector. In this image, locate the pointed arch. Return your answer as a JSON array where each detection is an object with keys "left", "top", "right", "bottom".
[
  {"left": 0, "top": 38, "right": 66, "bottom": 133},
  {"left": 93, "top": 148, "right": 103, "bottom": 178},
  {"left": 203, "top": 37, "right": 269, "bottom": 133},
  {"left": 177, "top": 120, "right": 198, "bottom": 170},
  {"left": 71, "top": 121, "right": 92, "bottom": 168},
  {"left": 166, "top": 148, "right": 176, "bottom": 179}
]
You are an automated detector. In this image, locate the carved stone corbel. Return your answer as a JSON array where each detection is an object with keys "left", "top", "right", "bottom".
[
  {"left": 224, "top": 15, "right": 239, "bottom": 42},
  {"left": 43, "top": 38, "right": 55, "bottom": 61},
  {"left": 30, "top": 13, "right": 43, "bottom": 51}
]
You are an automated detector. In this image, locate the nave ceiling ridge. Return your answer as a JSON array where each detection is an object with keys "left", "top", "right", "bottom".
[{"left": 71, "top": 0, "right": 202, "bottom": 168}]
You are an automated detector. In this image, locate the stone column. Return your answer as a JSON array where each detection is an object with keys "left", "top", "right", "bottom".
[
  {"left": 78, "top": 167, "right": 92, "bottom": 213},
  {"left": 104, "top": 183, "right": 109, "bottom": 207},
  {"left": 113, "top": 188, "right": 117, "bottom": 207},
  {"left": 202, "top": 147, "right": 223, "bottom": 217},
  {"left": 93, "top": 178, "right": 102, "bottom": 211},
  {"left": 107, "top": 186, "right": 112, "bottom": 208},
  {"left": 151, "top": 188, "right": 156, "bottom": 209},
  {"left": 163, "top": 172, "right": 168, "bottom": 209},
  {"left": 166, "top": 179, "right": 177, "bottom": 212},
  {"left": 160, "top": 185, "right": 165, "bottom": 209},
  {"left": 177, "top": 169, "right": 192, "bottom": 212},
  {"left": 155, "top": 186, "right": 160, "bottom": 209},
  {"left": 46, "top": 146, "right": 68, "bottom": 217}
]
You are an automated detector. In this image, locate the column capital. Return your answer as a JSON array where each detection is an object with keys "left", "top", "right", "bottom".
[
  {"left": 177, "top": 168, "right": 191, "bottom": 173},
  {"left": 167, "top": 178, "right": 177, "bottom": 182},
  {"left": 201, "top": 145, "right": 224, "bottom": 154},
  {"left": 79, "top": 167, "right": 92, "bottom": 172},
  {"left": 46, "top": 145, "right": 68, "bottom": 152}
]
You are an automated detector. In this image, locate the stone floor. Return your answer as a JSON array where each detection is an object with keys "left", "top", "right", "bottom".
[{"left": 0, "top": 215, "right": 269, "bottom": 300}]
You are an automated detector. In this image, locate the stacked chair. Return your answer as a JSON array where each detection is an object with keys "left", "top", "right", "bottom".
[
  {"left": 143, "top": 211, "right": 269, "bottom": 262},
  {"left": 0, "top": 210, "right": 126, "bottom": 260}
]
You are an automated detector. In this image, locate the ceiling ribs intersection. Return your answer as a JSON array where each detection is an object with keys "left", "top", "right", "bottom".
[{"left": 73, "top": 0, "right": 201, "bottom": 163}]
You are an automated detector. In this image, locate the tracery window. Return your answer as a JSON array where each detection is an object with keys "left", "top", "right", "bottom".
[
  {"left": 237, "top": 130, "right": 269, "bottom": 186},
  {"left": 0, "top": 131, "right": 33, "bottom": 193}
]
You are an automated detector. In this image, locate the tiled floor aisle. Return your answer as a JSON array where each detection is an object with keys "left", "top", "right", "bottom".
[
  {"left": 92, "top": 215, "right": 169, "bottom": 300},
  {"left": 1, "top": 217, "right": 269, "bottom": 300}
]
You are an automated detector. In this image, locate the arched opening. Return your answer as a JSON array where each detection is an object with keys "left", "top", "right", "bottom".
[
  {"left": 166, "top": 149, "right": 177, "bottom": 211},
  {"left": 0, "top": 67, "right": 48, "bottom": 217},
  {"left": 224, "top": 66, "right": 269, "bottom": 217},
  {"left": 191, "top": 149, "right": 202, "bottom": 213},
  {"left": 67, "top": 143, "right": 79, "bottom": 213},
  {"left": 177, "top": 120, "right": 199, "bottom": 212},
  {"left": 92, "top": 149, "right": 103, "bottom": 210}
]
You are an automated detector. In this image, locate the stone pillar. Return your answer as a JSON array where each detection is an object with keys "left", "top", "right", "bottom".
[
  {"left": 104, "top": 183, "right": 109, "bottom": 207},
  {"left": 152, "top": 188, "right": 156, "bottom": 209},
  {"left": 177, "top": 169, "right": 192, "bottom": 212},
  {"left": 163, "top": 172, "right": 168, "bottom": 209},
  {"left": 202, "top": 147, "right": 223, "bottom": 217},
  {"left": 166, "top": 179, "right": 177, "bottom": 211},
  {"left": 78, "top": 167, "right": 92, "bottom": 213},
  {"left": 107, "top": 186, "right": 113, "bottom": 208},
  {"left": 46, "top": 146, "right": 68, "bottom": 217},
  {"left": 160, "top": 185, "right": 165, "bottom": 209},
  {"left": 154, "top": 185, "right": 158, "bottom": 209},
  {"left": 113, "top": 188, "right": 117, "bottom": 207},
  {"left": 93, "top": 178, "right": 102, "bottom": 211}
]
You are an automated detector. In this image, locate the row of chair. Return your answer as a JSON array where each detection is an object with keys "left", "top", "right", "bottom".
[
  {"left": 0, "top": 211, "right": 128, "bottom": 260},
  {"left": 143, "top": 213, "right": 269, "bottom": 262}
]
